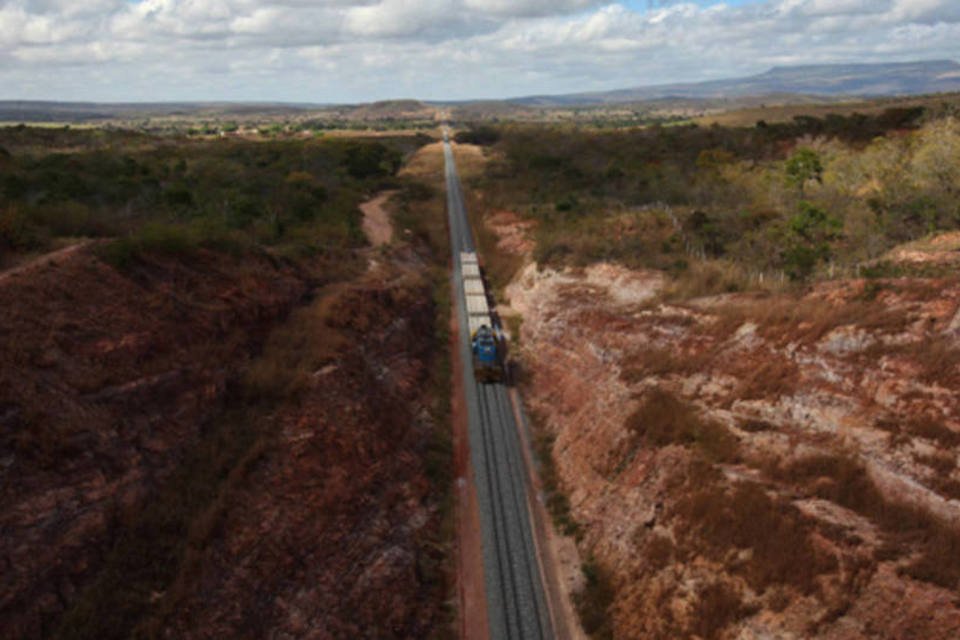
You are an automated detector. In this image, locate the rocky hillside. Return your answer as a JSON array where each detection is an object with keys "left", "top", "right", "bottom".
[
  {"left": 156, "top": 250, "right": 450, "bottom": 638},
  {"left": 1, "top": 246, "right": 309, "bottom": 636},
  {"left": 1, "top": 222, "right": 452, "bottom": 637},
  {"left": 501, "top": 229, "right": 960, "bottom": 638}
]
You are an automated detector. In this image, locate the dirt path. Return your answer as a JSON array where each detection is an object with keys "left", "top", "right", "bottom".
[
  {"left": 0, "top": 240, "right": 95, "bottom": 284},
  {"left": 359, "top": 191, "right": 397, "bottom": 246}
]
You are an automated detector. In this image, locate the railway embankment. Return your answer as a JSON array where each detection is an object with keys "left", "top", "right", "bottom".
[
  {"left": 1, "top": 190, "right": 455, "bottom": 638},
  {"left": 487, "top": 208, "right": 960, "bottom": 638}
]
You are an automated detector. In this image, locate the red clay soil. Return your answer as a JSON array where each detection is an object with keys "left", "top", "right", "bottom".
[
  {"left": 509, "top": 262, "right": 960, "bottom": 639},
  {"left": 158, "top": 258, "right": 451, "bottom": 637},
  {"left": 0, "top": 246, "right": 310, "bottom": 636}
]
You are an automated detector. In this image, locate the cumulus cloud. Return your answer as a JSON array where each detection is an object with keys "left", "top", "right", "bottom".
[{"left": 0, "top": 0, "right": 958, "bottom": 101}]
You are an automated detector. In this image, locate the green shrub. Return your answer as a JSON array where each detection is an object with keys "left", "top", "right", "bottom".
[
  {"left": 454, "top": 126, "right": 500, "bottom": 146},
  {"left": 575, "top": 556, "right": 615, "bottom": 640},
  {"left": 0, "top": 205, "right": 44, "bottom": 251}
]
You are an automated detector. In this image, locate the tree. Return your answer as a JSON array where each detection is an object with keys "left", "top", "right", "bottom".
[
  {"left": 785, "top": 148, "right": 823, "bottom": 196},
  {"left": 344, "top": 142, "right": 401, "bottom": 180},
  {"left": 783, "top": 201, "right": 842, "bottom": 281}
]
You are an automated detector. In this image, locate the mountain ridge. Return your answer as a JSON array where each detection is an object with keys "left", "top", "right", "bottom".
[{"left": 507, "top": 59, "right": 960, "bottom": 107}]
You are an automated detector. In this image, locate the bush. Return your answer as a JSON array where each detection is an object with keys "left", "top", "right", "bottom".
[
  {"left": 775, "top": 452, "right": 960, "bottom": 590},
  {"left": 0, "top": 205, "right": 44, "bottom": 251},
  {"left": 626, "top": 388, "right": 739, "bottom": 463},
  {"left": 531, "top": 425, "right": 581, "bottom": 538},
  {"left": 574, "top": 557, "right": 615, "bottom": 640},
  {"left": 785, "top": 148, "right": 823, "bottom": 194},
  {"left": 0, "top": 129, "right": 428, "bottom": 266},
  {"left": 98, "top": 222, "right": 212, "bottom": 268},
  {"left": 454, "top": 126, "right": 500, "bottom": 146},
  {"left": 676, "top": 479, "right": 837, "bottom": 594},
  {"left": 28, "top": 201, "right": 113, "bottom": 238},
  {"left": 691, "top": 581, "right": 745, "bottom": 640}
]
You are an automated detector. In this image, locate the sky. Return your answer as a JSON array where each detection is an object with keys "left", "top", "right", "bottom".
[{"left": 1, "top": 0, "right": 959, "bottom": 103}]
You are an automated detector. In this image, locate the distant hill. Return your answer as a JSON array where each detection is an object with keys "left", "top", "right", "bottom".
[
  {"left": 0, "top": 101, "right": 327, "bottom": 123},
  {"left": 4, "top": 60, "right": 959, "bottom": 125},
  {"left": 509, "top": 60, "right": 960, "bottom": 107},
  {"left": 0, "top": 100, "right": 439, "bottom": 125}
]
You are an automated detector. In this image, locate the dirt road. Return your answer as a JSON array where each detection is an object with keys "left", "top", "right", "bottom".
[{"left": 360, "top": 191, "right": 396, "bottom": 246}]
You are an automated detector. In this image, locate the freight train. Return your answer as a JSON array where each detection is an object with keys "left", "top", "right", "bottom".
[{"left": 461, "top": 251, "right": 506, "bottom": 384}]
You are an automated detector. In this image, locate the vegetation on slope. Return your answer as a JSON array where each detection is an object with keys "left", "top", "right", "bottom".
[
  {"left": 1, "top": 126, "right": 453, "bottom": 638},
  {"left": 0, "top": 126, "right": 429, "bottom": 268},
  {"left": 467, "top": 105, "right": 960, "bottom": 291}
]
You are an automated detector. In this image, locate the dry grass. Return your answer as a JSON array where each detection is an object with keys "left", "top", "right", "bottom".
[
  {"left": 398, "top": 142, "right": 446, "bottom": 180},
  {"left": 619, "top": 345, "right": 714, "bottom": 383},
  {"left": 675, "top": 479, "right": 837, "bottom": 594},
  {"left": 903, "top": 416, "right": 960, "bottom": 448},
  {"left": 472, "top": 209, "right": 528, "bottom": 294},
  {"left": 914, "top": 451, "right": 957, "bottom": 475},
  {"left": 451, "top": 143, "right": 488, "bottom": 181},
  {"left": 733, "top": 358, "right": 801, "bottom": 401},
  {"left": 774, "top": 452, "right": 960, "bottom": 590},
  {"left": 664, "top": 259, "right": 760, "bottom": 301},
  {"left": 243, "top": 287, "right": 348, "bottom": 401},
  {"left": 872, "top": 415, "right": 960, "bottom": 450},
  {"left": 712, "top": 296, "right": 911, "bottom": 346},
  {"left": 915, "top": 339, "right": 960, "bottom": 385},
  {"left": 641, "top": 534, "right": 676, "bottom": 574},
  {"left": 877, "top": 337, "right": 960, "bottom": 387},
  {"left": 626, "top": 388, "right": 740, "bottom": 463},
  {"left": 690, "top": 581, "right": 747, "bottom": 640},
  {"left": 914, "top": 452, "right": 960, "bottom": 501}
]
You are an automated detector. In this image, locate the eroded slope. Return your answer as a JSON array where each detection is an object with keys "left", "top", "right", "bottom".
[{"left": 507, "top": 257, "right": 960, "bottom": 639}]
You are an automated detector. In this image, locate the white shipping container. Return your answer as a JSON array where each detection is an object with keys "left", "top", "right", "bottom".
[
  {"left": 462, "top": 263, "right": 481, "bottom": 279},
  {"left": 468, "top": 314, "right": 492, "bottom": 336},
  {"left": 460, "top": 252, "right": 479, "bottom": 264},
  {"left": 464, "top": 279, "right": 485, "bottom": 296},
  {"left": 465, "top": 294, "right": 490, "bottom": 316}
]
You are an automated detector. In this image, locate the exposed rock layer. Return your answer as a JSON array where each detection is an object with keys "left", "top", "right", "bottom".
[{"left": 508, "top": 260, "right": 960, "bottom": 639}]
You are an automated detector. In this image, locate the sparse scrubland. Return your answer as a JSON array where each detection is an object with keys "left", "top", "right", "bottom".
[
  {"left": 468, "top": 102, "right": 959, "bottom": 289},
  {"left": 460, "top": 100, "right": 960, "bottom": 638},
  {"left": 0, "top": 125, "right": 429, "bottom": 269}
]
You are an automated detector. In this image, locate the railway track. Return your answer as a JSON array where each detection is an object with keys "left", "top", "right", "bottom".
[{"left": 443, "top": 135, "right": 553, "bottom": 640}]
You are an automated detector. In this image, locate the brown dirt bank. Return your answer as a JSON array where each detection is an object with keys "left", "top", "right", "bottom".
[
  {"left": 156, "top": 249, "right": 451, "bottom": 638},
  {"left": 2, "top": 231, "right": 454, "bottom": 638},
  {"left": 506, "top": 258, "right": 960, "bottom": 639},
  {"left": 1, "top": 245, "right": 312, "bottom": 636}
]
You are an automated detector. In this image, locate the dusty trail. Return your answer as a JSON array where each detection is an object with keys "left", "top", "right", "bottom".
[
  {"left": 0, "top": 240, "right": 95, "bottom": 283},
  {"left": 360, "top": 190, "right": 397, "bottom": 246}
]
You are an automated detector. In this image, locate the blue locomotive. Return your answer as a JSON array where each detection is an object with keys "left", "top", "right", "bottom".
[{"left": 472, "top": 324, "right": 504, "bottom": 384}]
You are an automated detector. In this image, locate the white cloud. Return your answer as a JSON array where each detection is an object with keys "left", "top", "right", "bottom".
[{"left": 0, "top": 0, "right": 958, "bottom": 101}]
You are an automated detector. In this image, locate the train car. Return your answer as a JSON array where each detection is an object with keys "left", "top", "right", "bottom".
[{"left": 461, "top": 251, "right": 506, "bottom": 384}]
